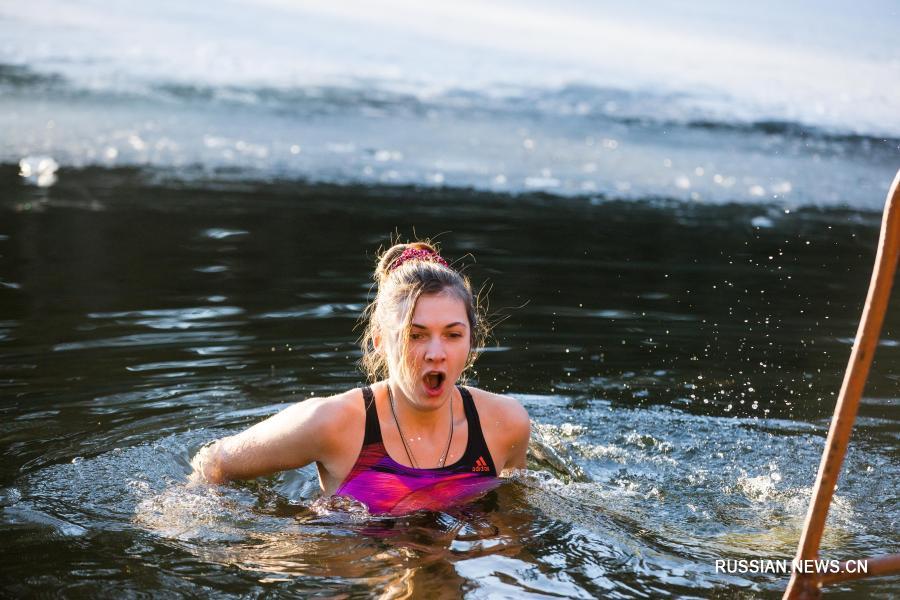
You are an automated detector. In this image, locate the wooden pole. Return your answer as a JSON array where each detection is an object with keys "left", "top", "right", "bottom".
[
  {"left": 819, "top": 554, "right": 900, "bottom": 585},
  {"left": 784, "top": 168, "right": 900, "bottom": 600}
]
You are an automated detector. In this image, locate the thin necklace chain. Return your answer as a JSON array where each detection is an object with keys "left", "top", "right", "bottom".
[{"left": 387, "top": 383, "right": 454, "bottom": 468}]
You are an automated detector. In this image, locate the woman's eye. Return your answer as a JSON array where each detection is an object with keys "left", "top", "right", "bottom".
[{"left": 410, "top": 333, "right": 425, "bottom": 340}]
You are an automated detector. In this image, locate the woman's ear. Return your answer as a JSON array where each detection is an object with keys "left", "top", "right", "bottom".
[{"left": 372, "top": 329, "right": 382, "bottom": 352}]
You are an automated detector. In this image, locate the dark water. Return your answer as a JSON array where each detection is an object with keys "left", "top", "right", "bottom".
[{"left": 1, "top": 167, "right": 898, "bottom": 598}]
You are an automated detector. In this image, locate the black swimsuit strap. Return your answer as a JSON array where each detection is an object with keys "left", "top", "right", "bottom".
[
  {"left": 458, "top": 386, "right": 498, "bottom": 475},
  {"left": 361, "top": 386, "right": 382, "bottom": 446}
]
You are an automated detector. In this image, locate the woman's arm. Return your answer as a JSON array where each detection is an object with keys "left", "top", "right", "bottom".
[{"left": 190, "top": 394, "right": 352, "bottom": 484}]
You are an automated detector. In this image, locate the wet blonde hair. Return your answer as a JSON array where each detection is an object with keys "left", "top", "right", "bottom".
[{"left": 359, "top": 240, "right": 488, "bottom": 387}]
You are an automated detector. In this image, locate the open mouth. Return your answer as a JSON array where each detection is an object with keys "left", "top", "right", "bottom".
[{"left": 423, "top": 371, "right": 446, "bottom": 391}]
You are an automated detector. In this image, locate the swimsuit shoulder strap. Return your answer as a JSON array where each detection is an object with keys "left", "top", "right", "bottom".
[
  {"left": 457, "top": 386, "right": 498, "bottom": 475},
  {"left": 361, "top": 385, "right": 383, "bottom": 446}
]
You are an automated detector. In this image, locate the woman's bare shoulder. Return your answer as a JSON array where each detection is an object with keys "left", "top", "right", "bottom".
[
  {"left": 255, "top": 387, "right": 367, "bottom": 455},
  {"left": 302, "top": 388, "right": 367, "bottom": 437},
  {"left": 309, "top": 387, "right": 366, "bottom": 410},
  {"left": 464, "top": 386, "right": 530, "bottom": 428}
]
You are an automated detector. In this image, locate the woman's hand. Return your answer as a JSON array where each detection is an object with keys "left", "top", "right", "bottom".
[{"left": 188, "top": 439, "right": 226, "bottom": 485}]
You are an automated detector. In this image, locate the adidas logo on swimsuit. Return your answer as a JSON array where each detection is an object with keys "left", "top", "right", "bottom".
[{"left": 472, "top": 456, "right": 490, "bottom": 472}]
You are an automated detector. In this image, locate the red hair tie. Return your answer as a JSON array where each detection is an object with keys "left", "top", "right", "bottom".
[{"left": 389, "top": 247, "right": 449, "bottom": 272}]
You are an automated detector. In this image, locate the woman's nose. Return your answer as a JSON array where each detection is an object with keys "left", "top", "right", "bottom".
[{"left": 424, "top": 338, "right": 446, "bottom": 361}]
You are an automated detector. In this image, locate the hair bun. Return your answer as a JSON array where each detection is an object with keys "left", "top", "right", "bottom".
[{"left": 375, "top": 241, "right": 439, "bottom": 283}]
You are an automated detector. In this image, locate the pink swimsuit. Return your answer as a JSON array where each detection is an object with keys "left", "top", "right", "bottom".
[{"left": 335, "top": 386, "right": 501, "bottom": 515}]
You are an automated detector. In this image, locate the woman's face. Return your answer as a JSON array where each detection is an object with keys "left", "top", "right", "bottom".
[{"left": 387, "top": 292, "right": 471, "bottom": 408}]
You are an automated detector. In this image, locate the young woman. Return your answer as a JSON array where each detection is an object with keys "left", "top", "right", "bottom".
[{"left": 190, "top": 241, "right": 530, "bottom": 514}]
